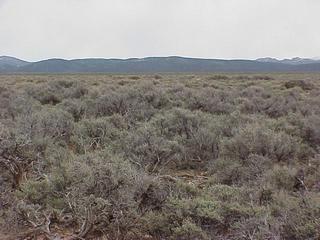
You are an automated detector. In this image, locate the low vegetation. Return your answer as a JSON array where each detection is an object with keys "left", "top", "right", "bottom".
[{"left": 0, "top": 73, "right": 319, "bottom": 239}]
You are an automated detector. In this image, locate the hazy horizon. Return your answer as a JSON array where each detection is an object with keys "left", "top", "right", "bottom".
[
  {"left": 1, "top": 0, "right": 320, "bottom": 61},
  {"left": 2, "top": 55, "right": 320, "bottom": 62}
]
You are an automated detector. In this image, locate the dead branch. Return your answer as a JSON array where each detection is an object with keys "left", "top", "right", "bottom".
[{"left": 72, "top": 207, "right": 94, "bottom": 240}]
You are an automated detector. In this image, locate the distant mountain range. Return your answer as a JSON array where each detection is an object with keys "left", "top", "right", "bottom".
[
  {"left": 1, "top": 56, "right": 320, "bottom": 73},
  {"left": 256, "top": 57, "right": 320, "bottom": 65}
]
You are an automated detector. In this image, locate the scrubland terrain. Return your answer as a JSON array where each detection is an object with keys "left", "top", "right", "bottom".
[{"left": 0, "top": 73, "right": 320, "bottom": 239}]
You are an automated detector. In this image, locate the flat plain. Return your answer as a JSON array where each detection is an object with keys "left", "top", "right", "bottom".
[{"left": 1, "top": 73, "right": 320, "bottom": 239}]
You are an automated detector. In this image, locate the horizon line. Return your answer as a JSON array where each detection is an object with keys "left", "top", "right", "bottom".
[{"left": 1, "top": 55, "right": 320, "bottom": 63}]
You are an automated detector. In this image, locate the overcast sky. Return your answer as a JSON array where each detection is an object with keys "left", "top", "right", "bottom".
[{"left": 0, "top": 0, "right": 319, "bottom": 61}]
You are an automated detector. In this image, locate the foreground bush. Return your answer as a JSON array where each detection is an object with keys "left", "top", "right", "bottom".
[{"left": 1, "top": 74, "right": 319, "bottom": 239}]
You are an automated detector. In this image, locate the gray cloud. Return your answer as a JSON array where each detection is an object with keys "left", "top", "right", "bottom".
[{"left": 0, "top": 0, "right": 319, "bottom": 61}]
